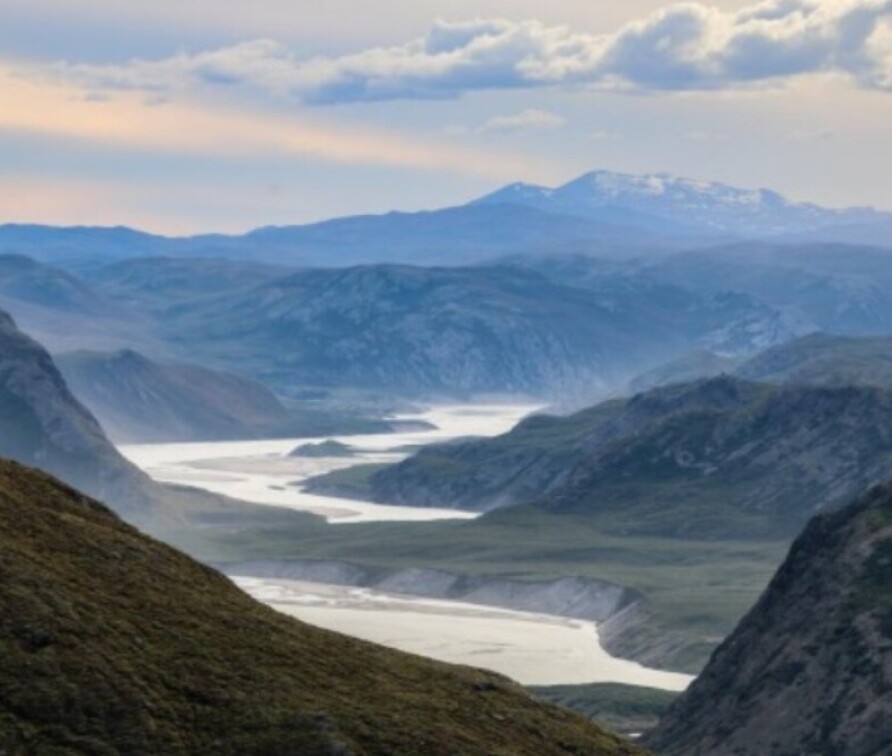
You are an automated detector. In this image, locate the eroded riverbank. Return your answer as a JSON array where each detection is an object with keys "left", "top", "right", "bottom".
[{"left": 232, "top": 576, "right": 693, "bottom": 690}]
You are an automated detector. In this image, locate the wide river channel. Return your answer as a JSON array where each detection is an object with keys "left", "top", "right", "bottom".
[{"left": 121, "top": 404, "right": 693, "bottom": 691}]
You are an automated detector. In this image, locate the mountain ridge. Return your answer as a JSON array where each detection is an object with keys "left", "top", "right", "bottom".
[
  {"left": 646, "top": 482, "right": 892, "bottom": 755},
  {"left": 5, "top": 170, "right": 889, "bottom": 272},
  {"left": 315, "top": 376, "right": 892, "bottom": 537},
  {"left": 475, "top": 170, "right": 888, "bottom": 238}
]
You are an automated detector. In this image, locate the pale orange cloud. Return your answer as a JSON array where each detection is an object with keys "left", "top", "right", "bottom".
[{"left": 0, "top": 64, "right": 544, "bottom": 180}]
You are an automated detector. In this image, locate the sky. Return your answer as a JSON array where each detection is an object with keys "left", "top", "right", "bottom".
[{"left": 2, "top": 0, "right": 892, "bottom": 233}]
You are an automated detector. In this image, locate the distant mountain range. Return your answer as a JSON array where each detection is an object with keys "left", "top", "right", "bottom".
[
  {"left": 647, "top": 483, "right": 892, "bottom": 755},
  {"left": 11, "top": 244, "right": 892, "bottom": 401},
  {"left": 2, "top": 170, "right": 889, "bottom": 271},
  {"left": 146, "top": 263, "right": 799, "bottom": 398},
  {"left": 476, "top": 171, "right": 887, "bottom": 238},
  {"left": 0, "top": 178, "right": 891, "bottom": 403}
]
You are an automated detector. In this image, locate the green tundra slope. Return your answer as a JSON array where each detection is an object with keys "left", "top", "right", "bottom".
[
  {"left": 325, "top": 376, "right": 892, "bottom": 539},
  {"left": 0, "top": 459, "right": 637, "bottom": 756}
]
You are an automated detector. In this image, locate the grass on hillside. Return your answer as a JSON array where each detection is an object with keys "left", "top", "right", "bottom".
[
  {"left": 529, "top": 683, "right": 679, "bottom": 736},
  {"left": 0, "top": 460, "right": 639, "bottom": 756}
]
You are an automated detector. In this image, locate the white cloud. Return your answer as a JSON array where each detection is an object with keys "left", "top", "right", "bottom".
[
  {"left": 477, "top": 109, "right": 566, "bottom": 134},
  {"left": 37, "top": 0, "right": 892, "bottom": 103}
]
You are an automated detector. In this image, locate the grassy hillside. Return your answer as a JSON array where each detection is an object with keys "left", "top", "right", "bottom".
[
  {"left": 0, "top": 459, "right": 638, "bottom": 755},
  {"left": 530, "top": 683, "right": 678, "bottom": 736}
]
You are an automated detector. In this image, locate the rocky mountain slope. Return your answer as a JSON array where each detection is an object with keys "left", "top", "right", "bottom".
[
  {"left": 153, "top": 263, "right": 798, "bottom": 398},
  {"left": 627, "top": 332, "right": 892, "bottom": 395},
  {"left": 0, "top": 308, "right": 321, "bottom": 542},
  {"left": 647, "top": 483, "right": 892, "bottom": 755},
  {"left": 0, "top": 459, "right": 637, "bottom": 755},
  {"left": 644, "top": 243, "right": 892, "bottom": 335},
  {"left": 0, "top": 254, "right": 160, "bottom": 354},
  {"left": 0, "top": 310, "right": 149, "bottom": 515},
  {"left": 736, "top": 332, "right": 892, "bottom": 389},
  {"left": 327, "top": 377, "right": 892, "bottom": 537},
  {"left": 57, "top": 349, "right": 327, "bottom": 442}
]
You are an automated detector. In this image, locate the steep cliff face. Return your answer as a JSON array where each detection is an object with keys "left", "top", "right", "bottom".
[
  {"left": 0, "top": 310, "right": 315, "bottom": 539},
  {"left": 353, "top": 377, "right": 892, "bottom": 537},
  {"left": 0, "top": 310, "right": 150, "bottom": 516},
  {"left": 0, "top": 460, "right": 638, "bottom": 756},
  {"left": 647, "top": 483, "right": 892, "bottom": 755}
]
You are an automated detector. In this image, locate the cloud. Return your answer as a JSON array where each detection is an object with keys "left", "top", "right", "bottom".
[
  {"left": 784, "top": 127, "right": 836, "bottom": 140},
  {"left": 36, "top": 0, "right": 892, "bottom": 104},
  {"left": 477, "top": 109, "right": 566, "bottom": 134},
  {"left": 683, "top": 129, "right": 731, "bottom": 141},
  {"left": 0, "top": 65, "right": 538, "bottom": 181}
]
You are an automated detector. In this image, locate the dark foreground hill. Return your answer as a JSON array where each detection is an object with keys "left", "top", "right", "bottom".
[
  {"left": 647, "top": 483, "right": 892, "bottom": 755},
  {"left": 0, "top": 460, "right": 637, "bottom": 755},
  {"left": 325, "top": 377, "right": 892, "bottom": 538}
]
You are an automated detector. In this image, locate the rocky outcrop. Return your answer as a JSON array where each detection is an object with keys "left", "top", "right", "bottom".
[{"left": 646, "top": 483, "right": 892, "bottom": 755}]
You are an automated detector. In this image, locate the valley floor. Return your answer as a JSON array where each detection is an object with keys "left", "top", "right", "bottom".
[
  {"left": 232, "top": 576, "right": 692, "bottom": 690},
  {"left": 122, "top": 402, "right": 789, "bottom": 676}
]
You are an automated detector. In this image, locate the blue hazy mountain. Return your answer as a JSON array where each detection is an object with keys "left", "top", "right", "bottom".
[
  {"left": 0, "top": 204, "right": 683, "bottom": 270},
  {"left": 475, "top": 171, "right": 888, "bottom": 238},
  {"left": 148, "top": 263, "right": 799, "bottom": 398},
  {"left": 4, "top": 170, "right": 888, "bottom": 271}
]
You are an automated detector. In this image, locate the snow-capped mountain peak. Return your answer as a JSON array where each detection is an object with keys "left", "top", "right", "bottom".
[{"left": 474, "top": 169, "right": 884, "bottom": 238}]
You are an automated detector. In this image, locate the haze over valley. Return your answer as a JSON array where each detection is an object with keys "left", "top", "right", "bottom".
[{"left": 4, "top": 0, "right": 892, "bottom": 752}]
